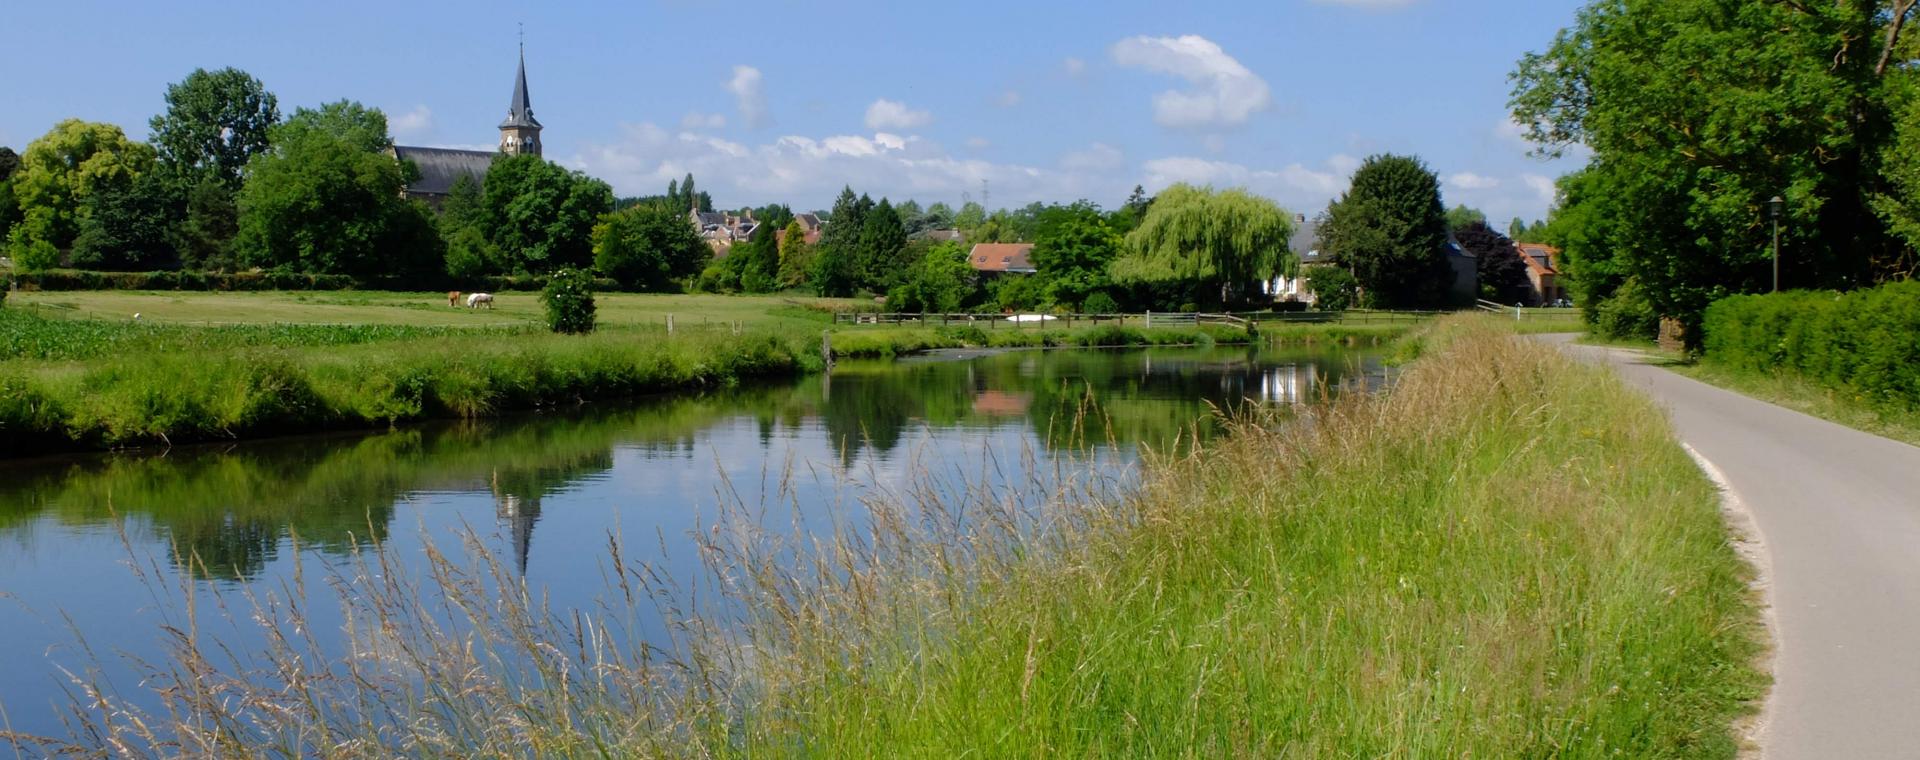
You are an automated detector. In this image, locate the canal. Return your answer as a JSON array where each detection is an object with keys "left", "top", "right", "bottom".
[{"left": 0, "top": 344, "right": 1385, "bottom": 740}]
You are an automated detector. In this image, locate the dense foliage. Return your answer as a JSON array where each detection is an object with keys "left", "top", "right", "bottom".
[
  {"left": 1112, "top": 184, "right": 1294, "bottom": 307},
  {"left": 1305, "top": 266, "right": 1357, "bottom": 311},
  {"left": 592, "top": 201, "right": 708, "bottom": 291},
  {"left": 1514, "top": 0, "right": 1920, "bottom": 342},
  {"left": 148, "top": 67, "right": 280, "bottom": 191},
  {"left": 477, "top": 155, "right": 614, "bottom": 274},
  {"left": 1317, "top": 154, "right": 1452, "bottom": 309},
  {"left": 1702, "top": 281, "right": 1920, "bottom": 410},
  {"left": 7, "top": 120, "right": 156, "bottom": 268},
  {"left": 1029, "top": 201, "right": 1122, "bottom": 309},
  {"left": 1453, "top": 221, "right": 1531, "bottom": 304},
  {"left": 234, "top": 103, "right": 442, "bottom": 281}
]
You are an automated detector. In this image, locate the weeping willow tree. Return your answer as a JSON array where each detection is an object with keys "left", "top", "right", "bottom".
[{"left": 1110, "top": 184, "right": 1295, "bottom": 306}]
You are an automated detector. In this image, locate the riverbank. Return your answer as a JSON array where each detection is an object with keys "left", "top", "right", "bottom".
[
  {"left": 2, "top": 310, "right": 1372, "bottom": 456},
  {"left": 689, "top": 316, "right": 1764, "bottom": 756},
  {"left": 11, "top": 317, "right": 1763, "bottom": 755}
]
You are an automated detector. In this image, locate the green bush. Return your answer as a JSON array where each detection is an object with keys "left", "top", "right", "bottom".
[
  {"left": 1702, "top": 280, "right": 1920, "bottom": 409},
  {"left": 1082, "top": 291, "right": 1119, "bottom": 314},
  {"left": 541, "top": 268, "right": 597, "bottom": 334},
  {"left": 1592, "top": 277, "right": 1660, "bottom": 340},
  {"left": 1305, "top": 267, "right": 1356, "bottom": 311}
]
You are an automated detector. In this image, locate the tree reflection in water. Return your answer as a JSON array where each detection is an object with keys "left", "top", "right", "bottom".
[{"left": 0, "top": 345, "right": 1383, "bottom": 581}]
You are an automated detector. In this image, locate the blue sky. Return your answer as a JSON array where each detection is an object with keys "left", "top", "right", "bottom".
[{"left": 1, "top": 0, "right": 1588, "bottom": 224}]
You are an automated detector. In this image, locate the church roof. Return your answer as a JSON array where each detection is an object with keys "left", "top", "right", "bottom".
[
  {"left": 393, "top": 146, "right": 496, "bottom": 196},
  {"left": 500, "top": 48, "right": 541, "bottom": 130}
]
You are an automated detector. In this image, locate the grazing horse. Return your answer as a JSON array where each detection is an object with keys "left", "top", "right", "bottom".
[
  {"left": 466, "top": 292, "right": 495, "bottom": 310},
  {"left": 447, "top": 290, "right": 463, "bottom": 307}
]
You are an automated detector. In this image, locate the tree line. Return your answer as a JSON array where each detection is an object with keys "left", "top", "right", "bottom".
[
  {"left": 1512, "top": 0, "right": 1920, "bottom": 343},
  {"left": 0, "top": 67, "right": 1534, "bottom": 309}
]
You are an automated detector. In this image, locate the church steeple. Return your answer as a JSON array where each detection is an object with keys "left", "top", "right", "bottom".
[{"left": 499, "top": 36, "right": 543, "bottom": 156}]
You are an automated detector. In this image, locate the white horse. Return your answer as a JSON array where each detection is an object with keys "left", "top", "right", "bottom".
[{"left": 465, "top": 292, "right": 495, "bottom": 310}]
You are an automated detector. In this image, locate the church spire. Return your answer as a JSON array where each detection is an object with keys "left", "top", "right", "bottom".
[{"left": 499, "top": 31, "right": 543, "bottom": 156}]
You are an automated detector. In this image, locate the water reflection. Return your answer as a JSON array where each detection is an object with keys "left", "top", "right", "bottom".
[{"left": 0, "top": 345, "right": 1382, "bottom": 582}]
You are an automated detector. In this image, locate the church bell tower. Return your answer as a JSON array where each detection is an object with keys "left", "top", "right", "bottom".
[{"left": 499, "top": 40, "right": 542, "bottom": 156}]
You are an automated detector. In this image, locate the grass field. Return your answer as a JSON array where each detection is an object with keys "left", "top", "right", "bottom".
[
  {"left": 31, "top": 316, "right": 1762, "bottom": 756},
  {"left": 6, "top": 290, "right": 854, "bottom": 330}
]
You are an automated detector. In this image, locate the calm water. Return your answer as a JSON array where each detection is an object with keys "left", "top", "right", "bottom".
[{"left": 0, "top": 345, "right": 1384, "bottom": 738}]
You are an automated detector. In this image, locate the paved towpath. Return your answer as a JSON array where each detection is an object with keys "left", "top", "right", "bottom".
[{"left": 1542, "top": 335, "right": 1920, "bottom": 758}]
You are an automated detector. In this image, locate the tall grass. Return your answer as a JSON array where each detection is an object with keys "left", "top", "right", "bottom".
[{"left": 9, "top": 316, "right": 1763, "bottom": 756}]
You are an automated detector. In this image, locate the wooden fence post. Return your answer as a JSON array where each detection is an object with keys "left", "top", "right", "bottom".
[{"left": 667, "top": 313, "right": 674, "bottom": 335}]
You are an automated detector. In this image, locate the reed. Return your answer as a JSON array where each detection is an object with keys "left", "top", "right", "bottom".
[{"left": 7, "top": 316, "right": 1763, "bottom": 757}]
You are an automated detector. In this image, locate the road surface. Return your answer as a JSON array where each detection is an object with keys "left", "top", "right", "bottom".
[{"left": 1544, "top": 335, "right": 1920, "bottom": 758}]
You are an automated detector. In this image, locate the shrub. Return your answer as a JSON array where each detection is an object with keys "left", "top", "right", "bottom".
[
  {"left": 1702, "top": 280, "right": 1920, "bottom": 409},
  {"left": 1305, "top": 267, "right": 1356, "bottom": 311},
  {"left": 541, "top": 268, "right": 597, "bottom": 334},
  {"left": 1592, "top": 278, "right": 1660, "bottom": 341},
  {"left": 1082, "top": 291, "right": 1119, "bottom": 314}
]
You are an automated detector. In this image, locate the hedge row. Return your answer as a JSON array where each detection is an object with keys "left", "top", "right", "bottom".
[
  {"left": 1701, "top": 280, "right": 1920, "bottom": 409},
  {"left": 6, "top": 269, "right": 626, "bottom": 293}
]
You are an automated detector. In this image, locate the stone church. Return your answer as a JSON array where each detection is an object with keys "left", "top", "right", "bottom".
[{"left": 390, "top": 46, "right": 543, "bottom": 205}]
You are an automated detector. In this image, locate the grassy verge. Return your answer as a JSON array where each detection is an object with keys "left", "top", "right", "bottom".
[
  {"left": 1672, "top": 361, "right": 1920, "bottom": 448},
  {"left": 22, "top": 316, "right": 1761, "bottom": 755},
  {"left": 692, "top": 316, "right": 1763, "bottom": 756}
]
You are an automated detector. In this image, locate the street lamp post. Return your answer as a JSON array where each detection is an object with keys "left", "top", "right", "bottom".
[{"left": 1770, "top": 195, "right": 1784, "bottom": 292}]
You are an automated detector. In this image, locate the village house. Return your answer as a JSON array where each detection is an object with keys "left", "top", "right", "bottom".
[
  {"left": 1516, "top": 242, "right": 1566, "bottom": 304},
  {"left": 1264, "top": 214, "right": 1330, "bottom": 304},
  {"left": 692, "top": 207, "right": 761, "bottom": 256},
  {"left": 968, "top": 243, "right": 1036, "bottom": 275}
]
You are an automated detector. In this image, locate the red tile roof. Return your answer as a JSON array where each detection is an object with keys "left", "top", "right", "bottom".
[
  {"left": 1516, "top": 243, "right": 1560, "bottom": 275},
  {"left": 968, "top": 243, "right": 1036, "bottom": 273}
]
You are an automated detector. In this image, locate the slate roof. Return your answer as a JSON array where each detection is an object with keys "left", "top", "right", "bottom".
[
  {"left": 500, "top": 50, "right": 541, "bottom": 130},
  {"left": 968, "top": 243, "right": 1036, "bottom": 274},
  {"left": 392, "top": 146, "right": 496, "bottom": 197},
  {"left": 1290, "top": 219, "right": 1328, "bottom": 265}
]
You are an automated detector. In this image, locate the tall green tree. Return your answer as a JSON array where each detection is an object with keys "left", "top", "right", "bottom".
[
  {"left": 234, "top": 113, "right": 439, "bottom": 280},
  {"left": 810, "top": 187, "right": 867, "bottom": 296},
  {"left": 0, "top": 147, "right": 19, "bottom": 243},
  {"left": 886, "top": 241, "right": 976, "bottom": 312},
  {"left": 1317, "top": 154, "right": 1452, "bottom": 309},
  {"left": 1445, "top": 204, "right": 1487, "bottom": 232},
  {"left": 856, "top": 198, "right": 909, "bottom": 290},
  {"left": 173, "top": 179, "right": 241, "bottom": 271},
  {"left": 592, "top": 201, "right": 708, "bottom": 291},
  {"left": 1512, "top": 0, "right": 1920, "bottom": 338},
  {"left": 481, "top": 154, "right": 614, "bottom": 274},
  {"left": 1111, "top": 184, "right": 1294, "bottom": 307},
  {"left": 736, "top": 220, "right": 782, "bottom": 293},
  {"left": 149, "top": 67, "right": 279, "bottom": 190},
  {"left": 1030, "top": 201, "right": 1121, "bottom": 308},
  {"left": 777, "top": 218, "right": 815, "bottom": 288},
  {"left": 7, "top": 119, "right": 156, "bottom": 268},
  {"left": 71, "top": 171, "right": 178, "bottom": 270},
  {"left": 277, "top": 100, "right": 393, "bottom": 154}
]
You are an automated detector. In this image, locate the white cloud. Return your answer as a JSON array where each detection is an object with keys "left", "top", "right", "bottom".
[
  {"left": 1110, "top": 35, "right": 1271, "bottom": 129},
  {"left": 390, "top": 105, "right": 432, "bottom": 137},
  {"left": 1063, "top": 57, "right": 1088, "bottom": 78},
  {"left": 573, "top": 122, "right": 1106, "bottom": 211},
  {"left": 1446, "top": 172, "right": 1501, "bottom": 191},
  {"left": 727, "top": 66, "right": 769, "bottom": 129},
  {"left": 1060, "top": 143, "right": 1124, "bottom": 171},
  {"left": 680, "top": 111, "right": 727, "bottom": 131},
  {"left": 994, "top": 90, "right": 1022, "bottom": 108},
  {"left": 864, "top": 99, "right": 934, "bottom": 131},
  {"left": 1140, "top": 154, "right": 1353, "bottom": 215},
  {"left": 965, "top": 136, "right": 991, "bottom": 150},
  {"left": 1522, "top": 174, "right": 1558, "bottom": 205},
  {"left": 1495, "top": 117, "right": 1529, "bottom": 148}
]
